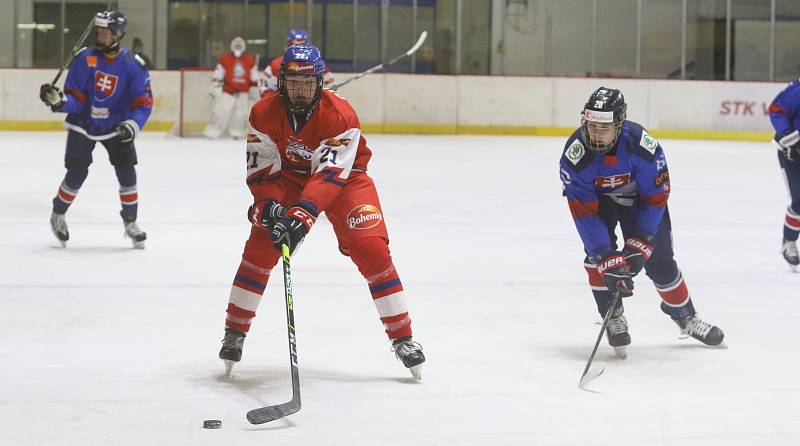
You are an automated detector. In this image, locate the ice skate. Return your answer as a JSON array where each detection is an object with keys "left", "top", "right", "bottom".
[
  {"left": 781, "top": 240, "right": 799, "bottom": 270},
  {"left": 605, "top": 313, "right": 630, "bottom": 359},
  {"left": 121, "top": 212, "right": 146, "bottom": 249},
  {"left": 50, "top": 211, "right": 69, "bottom": 247},
  {"left": 674, "top": 315, "right": 724, "bottom": 346},
  {"left": 219, "top": 328, "right": 246, "bottom": 377},
  {"left": 392, "top": 336, "right": 425, "bottom": 381}
]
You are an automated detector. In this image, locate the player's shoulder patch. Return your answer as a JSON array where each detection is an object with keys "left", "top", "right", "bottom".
[
  {"left": 564, "top": 139, "right": 586, "bottom": 165},
  {"left": 626, "top": 124, "right": 659, "bottom": 162},
  {"left": 639, "top": 129, "right": 659, "bottom": 154},
  {"left": 133, "top": 53, "right": 148, "bottom": 68}
]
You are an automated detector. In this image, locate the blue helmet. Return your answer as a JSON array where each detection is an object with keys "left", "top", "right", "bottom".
[
  {"left": 94, "top": 10, "right": 127, "bottom": 52},
  {"left": 278, "top": 45, "right": 326, "bottom": 114},
  {"left": 286, "top": 28, "right": 309, "bottom": 46}
]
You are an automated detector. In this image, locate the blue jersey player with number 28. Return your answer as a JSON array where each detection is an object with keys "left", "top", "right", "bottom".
[{"left": 559, "top": 87, "right": 724, "bottom": 358}]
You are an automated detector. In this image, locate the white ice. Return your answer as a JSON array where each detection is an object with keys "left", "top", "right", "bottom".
[{"left": 1, "top": 131, "right": 798, "bottom": 445}]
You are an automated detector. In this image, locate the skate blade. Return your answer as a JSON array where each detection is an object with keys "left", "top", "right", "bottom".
[
  {"left": 409, "top": 365, "right": 423, "bottom": 381},
  {"left": 223, "top": 360, "right": 235, "bottom": 378},
  {"left": 579, "top": 362, "right": 605, "bottom": 388},
  {"left": 58, "top": 239, "right": 67, "bottom": 248},
  {"left": 613, "top": 346, "right": 627, "bottom": 359},
  {"left": 132, "top": 240, "right": 145, "bottom": 249}
]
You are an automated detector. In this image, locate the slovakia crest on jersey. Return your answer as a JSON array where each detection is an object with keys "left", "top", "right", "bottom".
[
  {"left": 595, "top": 173, "right": 631, "bottom": 189},
  {"left": 94, "top": 71, "right": 118, "bottom": 97}
]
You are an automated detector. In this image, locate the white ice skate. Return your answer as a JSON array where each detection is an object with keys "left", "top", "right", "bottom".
[
  {"left": 606, "top": 314, "right": 630, "bottom": 359},
  {"left": 50, "top": 211, "right": 69, "bottom": 247}
]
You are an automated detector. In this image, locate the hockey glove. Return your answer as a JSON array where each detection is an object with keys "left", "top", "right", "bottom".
[
  {"left": 270, "top": 201, "right": 318, "bottom": 255},
  {"left": 114, "top": 121, "right": 137, "bottom": 143},
  {"left": 39, "top": 83, "right": 64, "bottom": 112},
  {"left": 247, "top": 199, "right": 285, "bottom": 229},
  {"left": 778, "top": 130, "right": 800, "bottom": 161},
  {"left": 596, "top": 252, "right": 634, "bottom": 297},
  {"left": 622, "top": 235, "right": 654, "bottom": 276}
]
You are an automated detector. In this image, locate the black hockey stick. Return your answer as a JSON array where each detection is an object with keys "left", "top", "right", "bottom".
[
  {"left": 247, "top": 243, "right": 301, "bottom": 424},
  {"left": 330, "top": 31, "right": 428, "bottom": 91},
  {"left": 51, "top": 18, "right": 96, "bottom": 86},
  {"left": 578, "top": 290, "right": 623, "bottom": 387}
]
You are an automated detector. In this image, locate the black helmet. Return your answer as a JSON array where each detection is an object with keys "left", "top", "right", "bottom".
[
  {"left": 580, "top": 87, "right": 627, "bottom": 154},
  {"left": 94, "top": 10, "right": 127, "bottom": 52}
]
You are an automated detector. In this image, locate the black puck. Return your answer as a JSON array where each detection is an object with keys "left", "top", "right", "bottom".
[{"left": 203, "top": 419, "right": 222, "bottom": 429}]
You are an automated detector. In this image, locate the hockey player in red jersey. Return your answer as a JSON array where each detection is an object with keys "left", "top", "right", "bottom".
[
  {"left": 203, "top": 37, "right": 261, "bottom": 139},
  {"left": 259, "top": 29, "right": 334, "bottom": 96},
  {"left": 218, "top": 45, "right": 425, "bottom": 380}
]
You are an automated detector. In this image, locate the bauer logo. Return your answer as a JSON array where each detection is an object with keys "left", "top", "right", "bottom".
[
  {"left": 347, "top": 204, "right": 383, "bottom": 230},
  {"left": 566, "top": 141, "right": 585, "bottom": 165}
]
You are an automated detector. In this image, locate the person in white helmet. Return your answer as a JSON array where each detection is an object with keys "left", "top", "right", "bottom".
[{"left": 203, "top": 37, "right": 261, "bottom": 139}]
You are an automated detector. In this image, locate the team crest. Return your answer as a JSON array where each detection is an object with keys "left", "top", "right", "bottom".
[
  {"left": 347, "top": 204, "right": 383, "bottom": 230},
  {"left": 94, "top": 71, "right": 118, "bottom": 96},
  {"left": 566, "top": 141, "right": 585, "bottom": 165},
  {"left": 285, "top": 137, "right": 313, "bottom": 163},
  {"left": 640, "top": 130, "right": 658, "bottom": 154},
  {"left": 595, "top": 173, "right": 631, "bottom": 189}
]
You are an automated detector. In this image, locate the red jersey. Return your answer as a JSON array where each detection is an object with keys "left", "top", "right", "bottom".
[
  {"left": 245, "top": 89, "right": 372, "bottom": 212},
  {"left": 213, "top": 52, "right": 259, "bottom": 94}
]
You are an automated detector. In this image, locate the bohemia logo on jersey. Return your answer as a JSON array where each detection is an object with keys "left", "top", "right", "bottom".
[
  {"left": 94, "top": 71, "right": 118, "bottom": 97},
  {"left": 595, "top": 173, "right": 631, "bottom": 189},
  {"left": 347, "top": 204, "right": 383, "bottom": 230}
]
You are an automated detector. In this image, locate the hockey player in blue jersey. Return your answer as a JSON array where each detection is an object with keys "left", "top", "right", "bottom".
[
  {"left": 559, "top": 87, "right": 724, "bottom": 357},
  {"left": 768, "top": 80, "right": 800, "bottom": 268},
  {"left": 39, "top": 10, "right": 152, "bottom": 248}
]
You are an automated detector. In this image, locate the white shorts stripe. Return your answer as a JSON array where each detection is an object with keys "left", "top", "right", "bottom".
[
  {"left": 229, "top": 286, "right": 263, "bottom": 312},
  {"left": 373, "top": 291, "right": 408, "bottom": 317}
]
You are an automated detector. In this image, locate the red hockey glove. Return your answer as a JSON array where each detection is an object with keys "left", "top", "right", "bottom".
[
  {"left": 596, "top": 252, "right": 634, "bottom": 297},
  {"left": 622, "top": 235, "right": 654, "bottom": 276},
  {"left": 270, "top": 201, "right": 318, "bottom": 254}
]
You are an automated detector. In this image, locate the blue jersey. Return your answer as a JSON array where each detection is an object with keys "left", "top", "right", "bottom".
[
  {"left": 769, "top": 79, "right": 800, "bottom": 141},
  {"left": 559, "top": 121, "right": 671, "bottom": 257},
  {"left": 60, "top": 46, "right": 153, "bottom": 140}
]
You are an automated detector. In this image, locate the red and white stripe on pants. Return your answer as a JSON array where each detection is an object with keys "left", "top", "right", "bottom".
[
  {"left": 785, "top": 207, "right": 800, "bottom": 231},
  {"left": 119, "top": 185, "right": 138, "bottom": 205},
  {"left": 655, "top": 271, "right": 690, "bottom": 307},
  {"left": 351, "top": 237, "right": 412, "bottom": 340},
  {"left": 56, "top": 181, "right": 79, "bottom": 204},
  {"left": 225, "top": 259, "right": 271, "bottom": 333},
  {"left": 584, "top": 261, "right": 607, "bottom": 291}
]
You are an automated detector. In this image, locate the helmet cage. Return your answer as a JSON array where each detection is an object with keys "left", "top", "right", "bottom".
[{"left": 580, "top": 89, "right": 627, "bottom": 154}]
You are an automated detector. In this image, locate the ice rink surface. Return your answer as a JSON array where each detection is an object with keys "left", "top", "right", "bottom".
[{"left": 1, "top": 131, "right": 798, "bottom": 445}]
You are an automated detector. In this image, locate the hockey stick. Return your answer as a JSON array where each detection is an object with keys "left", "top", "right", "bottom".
[
  {"left": 330, "top": 30, "right": 428, "bottom": 90},
  {"left": 51, "top": 18, "right": 96, "bottom": 86},
  {"left": 247, "top": 243, "right": 301, "bottom": 424},
  {"left": 578, "top": 290, "right": 623, "bottom": 387}
]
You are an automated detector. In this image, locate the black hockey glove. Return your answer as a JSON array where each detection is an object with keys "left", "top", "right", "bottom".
[
  {"left": 39, "top": 83, "right": 64, "bottom": 112},
  {"left": 778, "top": 130, "right": 800, "bottom": 161},
  {"left": 596, "top": 252, "right": 634, "bottom": 297},
  {"left": 622, "top": 235, "right": 654, "bottom": 276},
  {"left": 270, "top": 201, "right": 318, "bottom": 255},
  {"left": 247, "top": 199, "right": 285, "bottom": 229},
  {"left": 115, "top": 121, "right": 137, "bottom": 143}
]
